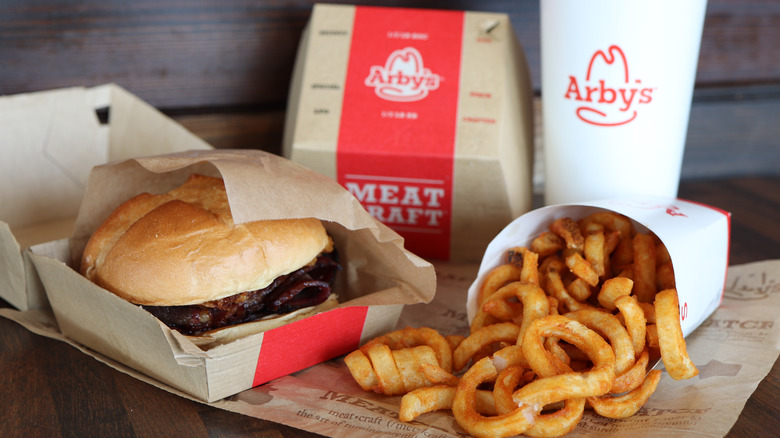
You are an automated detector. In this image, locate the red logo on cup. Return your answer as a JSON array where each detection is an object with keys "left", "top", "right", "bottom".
[
  {"left": 364, "top": 47, "right": 441, "bottom": 102},
  {"left": 564, "top": 45, "right": 655, "bottom": 127}
]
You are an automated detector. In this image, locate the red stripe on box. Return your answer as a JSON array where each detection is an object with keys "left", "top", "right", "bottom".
[
  {"left": 337, "top": 6, "right": 464, "bottom": 260},
  {"left": 252, "top": 306, "right": 369, "bottom": 387}
]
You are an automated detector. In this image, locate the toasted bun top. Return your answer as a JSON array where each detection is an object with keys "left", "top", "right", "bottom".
[{"left": 80, "top": 174, "right": 331, "bottom": 306}]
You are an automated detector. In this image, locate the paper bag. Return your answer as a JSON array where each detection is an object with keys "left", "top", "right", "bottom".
[{"left": 283, "top": 4, "right": 535, "bottom": 262}]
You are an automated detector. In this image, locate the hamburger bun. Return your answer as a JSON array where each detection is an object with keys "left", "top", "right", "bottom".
[{"left": 80, "top": 174, "right": 332, "bottom": 307}]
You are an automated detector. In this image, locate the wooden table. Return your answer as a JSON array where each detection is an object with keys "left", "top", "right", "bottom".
[
  {"left": 1, "top": 0, "right": 778, "bottom": 435},
  {"left": 1, "top": 176, "right": 778, "bottom": 437}
]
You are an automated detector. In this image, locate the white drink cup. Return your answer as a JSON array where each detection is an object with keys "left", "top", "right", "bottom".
[{"left": 541, "top": 0, "right": 708, "bottom": 205}]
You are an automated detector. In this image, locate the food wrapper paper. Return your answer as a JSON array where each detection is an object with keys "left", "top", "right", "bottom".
[
  {"left": 66, "top": 147, "right": 437, "bottom": 313},
  {"left": 2, "top": 258, "right": 777, "bottom": 436}
]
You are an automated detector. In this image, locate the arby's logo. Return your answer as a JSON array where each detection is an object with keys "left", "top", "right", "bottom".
[
  {"left": 364, "top": 47, "right": 440, "bottom": 102},
  {"left": 564, "top": 45, "right": 655, "bottom": 127}
]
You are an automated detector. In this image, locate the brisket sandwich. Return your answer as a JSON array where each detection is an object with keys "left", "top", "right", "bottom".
[{"left": 79, "top": 174, "right": 340, "bottom": 338}]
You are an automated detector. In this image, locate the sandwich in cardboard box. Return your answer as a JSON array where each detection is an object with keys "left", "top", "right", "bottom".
[
  {"left": 28, "top": 149, "right": 436, "bottom": 402},
  {"left": 0, "top": 84, "right": 436, "bottom": 402}
]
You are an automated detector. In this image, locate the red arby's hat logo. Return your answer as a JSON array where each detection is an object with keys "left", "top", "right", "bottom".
[
  {"left": 364, "top": 47, "right": 441, "bottom": 102},
  {"left": 564, "top": 45, "right": 655, "bottom": 127}
]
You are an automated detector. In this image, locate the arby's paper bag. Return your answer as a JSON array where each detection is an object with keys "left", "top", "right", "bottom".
[
  {"left": 27, "top": 149, "right": 436, "bottom": 402},
  {"left": 467, "top": 197, "right": 731, "bottom": 337},
  {"left": 283, "top": 4, "right": 535, "bottom": 262}
]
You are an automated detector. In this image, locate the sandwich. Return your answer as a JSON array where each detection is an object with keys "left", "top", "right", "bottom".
[{"left": 79, "top": 174, "right": 340, "bottom": 339}]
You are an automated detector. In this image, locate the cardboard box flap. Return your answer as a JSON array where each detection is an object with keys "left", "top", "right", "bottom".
[
  {"left": 0, "top": 84, "right": 212, "bottom": 234},
  {"left": 0, "top": 84, "right": 213, "bottom": 311},
  {"left": 30, "top": 249, "right": 213, "bottom": 397},
  {"left": 0, "top": 223, "right": 26, "bottom": 309},
  {"left": 162, "top": 321, "right": 212, "bottom": 364},
  {"left": 0, "top": 86, "right": 108, "bottom": 233},
  {"left": 104, "top": 85, "right": 213, "bottom": 161}
]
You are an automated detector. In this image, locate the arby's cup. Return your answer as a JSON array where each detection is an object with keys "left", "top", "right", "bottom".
[
  {"left": 467, "top": 196, "right": 731, "bottom": 337},
  {"left": 541, "top": 0, "right": 708, "bottom": 205}
]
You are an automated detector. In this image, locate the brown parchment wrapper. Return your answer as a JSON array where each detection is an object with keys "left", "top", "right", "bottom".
[{"left": 69, "top": 149, "right": 436, "bottom": 307}]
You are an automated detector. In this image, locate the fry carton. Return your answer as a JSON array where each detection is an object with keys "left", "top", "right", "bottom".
[
  {"left": 283, "top": 4, "right": 535, "bottom": 262},
  {"left": 467, "top": 197, "right": 731, "bottom": 336},
  {"left": 0, "top": 84, "right": 212, "bottom": 311},
  {"left": 27, "top": 149, "right": 437, "bottom": 402}
]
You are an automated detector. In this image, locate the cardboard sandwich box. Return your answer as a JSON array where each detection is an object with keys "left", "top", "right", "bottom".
[
  {"left": 0, "top": 85, "right": 436, "bottom": 403},
  {"left": 283, "top": 4, "right": 535, "bottom": 262},
  {"left": 24, "top": 149, "right": 437, "bottom": 403},
  {"left": 0, "top": 84, "right": 213, "bottom": 311}
]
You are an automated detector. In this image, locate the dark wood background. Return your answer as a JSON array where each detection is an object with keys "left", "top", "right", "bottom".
[{"left": 1, "top": 0, "right": 778, "bottom": 179}]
